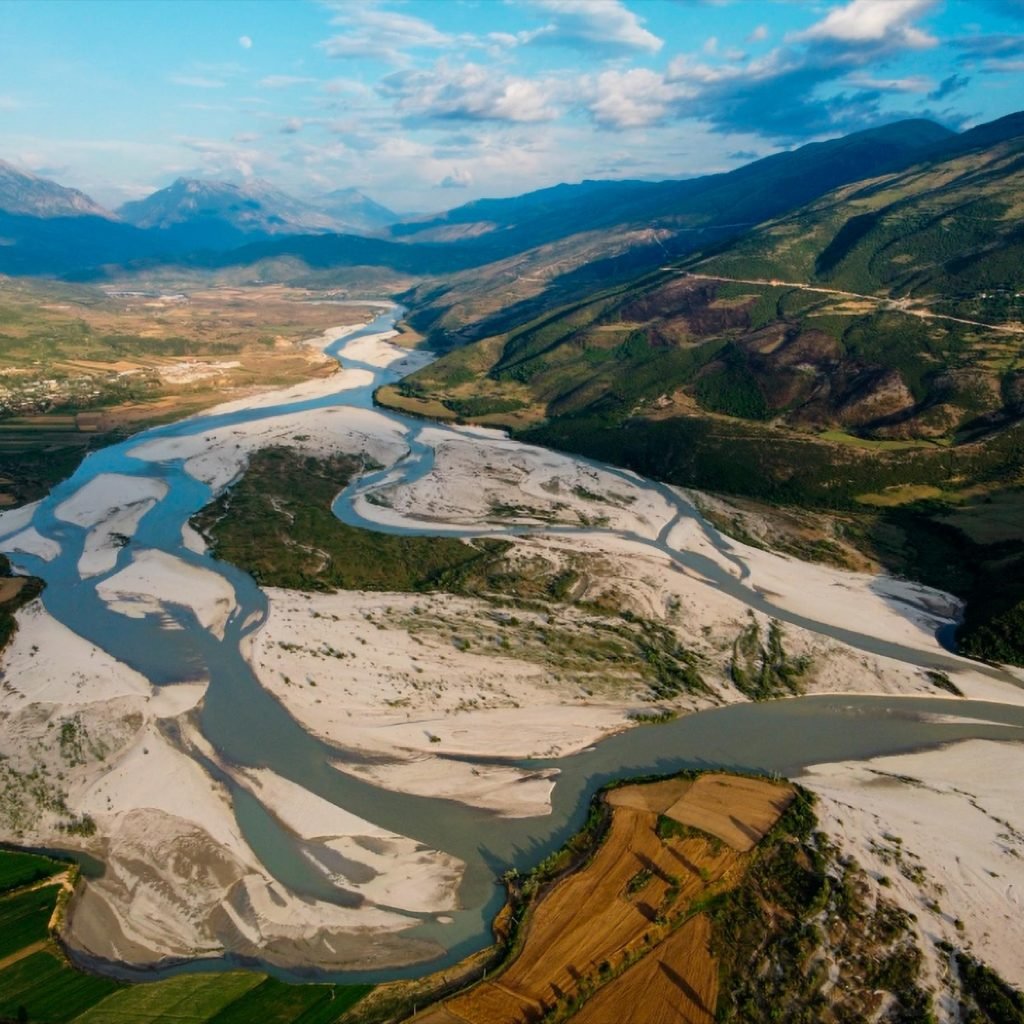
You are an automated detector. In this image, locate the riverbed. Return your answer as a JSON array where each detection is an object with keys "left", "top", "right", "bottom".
[{"left": 0, "top": 303, "right": 1022, "bottom": 983}]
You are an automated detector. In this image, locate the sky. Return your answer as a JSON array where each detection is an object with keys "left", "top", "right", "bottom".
[{"left": 1, "top": 0, "right": 1023, "bottom": 214}]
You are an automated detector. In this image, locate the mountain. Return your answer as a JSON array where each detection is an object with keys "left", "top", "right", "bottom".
[
  {"left": 379, "top": 111, "right": 1024, "bottom": 666},
  {"left": 116, "top": 178, "right": 399, "bottom": 251},
  {"left": 0, "top": 160, "right": 114, "bottom": 219},
  {"left": 397, "top": 118, "right": 958, "bottom": 346},
  {"left": 316, "top": 187, "right": 397, "bottom": 234},
  {"left": 392, "top": 120, "right": 954, "bottom": 256},
  {"left": 692, "top": 119, "right": 1024, "bottom": 327},
  {"left": 390, "top": 113, "right": 1024, "bottom": 473},
  {"left": 117, "top": 178, "right": 338, "bottom": 249},
  {"left": 0, "top": 164, "right": 156, "bottom": 275}
]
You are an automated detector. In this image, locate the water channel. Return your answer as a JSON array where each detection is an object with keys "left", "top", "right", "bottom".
[{"left": 1, "top": 304, "right": 1022, "bottom": 982}]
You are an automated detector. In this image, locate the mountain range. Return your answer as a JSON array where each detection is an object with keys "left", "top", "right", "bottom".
[
  {"left": 2, "top": 112, "right": 1023, "bottom": 663},
  {"left": 0, "top": 166, "right": 399, "bottom": 272},
  {"left": 373, "top": 110, "right": 1024, "bottom": 667}
]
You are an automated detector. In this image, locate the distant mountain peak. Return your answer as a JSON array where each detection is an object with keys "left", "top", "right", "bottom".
[
  {"left": 0, "top": 160, "right": 114, "bottom": 220},
  {"left": 116, "top": 177, "right": 396, "bottom": 242}
]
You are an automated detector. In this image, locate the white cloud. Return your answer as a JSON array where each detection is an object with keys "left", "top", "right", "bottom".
[
  {"left": 792, "top": 0, "right": 938, "bottom": 50},
  {"left": 439, "top": 167, "right": 472, "bottom": 189},
  {"left": 845, "top": 72, "right": 934, "bottom": 92},
  {"left": 983, "top": 57, "right": 1024, "bottom": 72},
  {"left": 379, "top": 62, "right": 560, "bottom": 123},
  {"left": 525, "top": 0, "right": 663, "bottom": 54},
  {"left": 320, "top": 2, "right": 452, "bottom": 62},
  {"left": 169, "top": 74, "right": 226, "bottom": 89},
  {"left": 748, "top": 25, "right": 769, "bottom": 43},
  {"left": 280, "top": 118, "right": 304, "bottom": 134},
  {"left": 322, "top": 78, "right": 374, "bottom": 97},
  {"left": 259, "top": 75, "right": 316, "bottom": 89},
  {"left": 177, "top": 136, "right": 272, "bottom": 179},
  {"left": 238, "top": 35, "right": 253, "bottom": 50},
  {"left": 587, "top": 68, "right": 684, "bottom": 129},
  {"left": 704, "top": 36, "right": 719, "bottom": 55}
]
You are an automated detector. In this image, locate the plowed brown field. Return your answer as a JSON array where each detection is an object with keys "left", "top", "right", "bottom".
[
  {"left": 663, "top": 773, "right": 795, "bottom": 852},
  {"left": 415, "top": 774, "right": 793, "bottom": 1024},
  {"left": 571, "top": 915, "right": 717, "bottom": 1024}
]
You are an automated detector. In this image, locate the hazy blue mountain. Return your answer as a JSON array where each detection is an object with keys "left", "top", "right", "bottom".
[
  {"left": 315, "top": 187, "right": 397, "bottom": 234},
  {"left": 0, "top": 160, "right": 114, "bottom": 219},
  {"left": 390, "top": 120, "right": 955, "bottom": 260},
  {"left": 117, "top": 177, "right": 346, "bottom": 249}
]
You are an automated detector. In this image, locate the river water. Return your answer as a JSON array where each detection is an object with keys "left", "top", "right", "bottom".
[{"left": 1, "top": 304, "right": 1022, "bottom": 982}]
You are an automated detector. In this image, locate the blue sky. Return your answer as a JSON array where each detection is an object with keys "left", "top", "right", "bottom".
[{"left": 1, "top": 0, "right": 1022, "bottom": 213}]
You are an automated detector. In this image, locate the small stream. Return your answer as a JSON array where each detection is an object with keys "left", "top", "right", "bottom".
[{"left": 1, "top": 304, "right": 1022, "bottom": 983}]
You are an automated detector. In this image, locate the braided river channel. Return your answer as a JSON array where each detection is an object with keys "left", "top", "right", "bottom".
[{"left": 2, "top": 304, "right": 1022, "bottom": 982}]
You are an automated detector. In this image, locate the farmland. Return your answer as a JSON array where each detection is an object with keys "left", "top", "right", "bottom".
[
  {"left": 411, "top": 773, "right": 791, "bottom": 1024},
  {"left": 353, "top": 770, "right": 959, "bottom": 1024},
  {"left": 0, "top": 849, "right": 371, "bottom": 1024},
  {"left": 0, "top": 851, "right": 64, "bottom": 895},
  {"left": 0, "top": 279, "right": 378, "bottom": 507}
]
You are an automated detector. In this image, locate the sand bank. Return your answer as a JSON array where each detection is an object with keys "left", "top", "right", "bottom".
[
  {"left": 55, "top": 473, "right": 167, "bottom": 527},
  {"left": 341, "top": 330, "right": 433, "bottom": 374},
  {"left": 1, "top": 526, "right": 60, "bottom": 562},
  {"left": 97, "top": 548, "right": 237, "bottom": 638},
  {"left": 354, "top": 426, "right": 675, "bottom": 538},
  {"left": 235, "top": 767, "right": 465, "bottom": 914},
  {"left": 800, "top": 739, "right": 1024, "bottom": 994},
  {"left": 130, "top": 401, "right": 407, "bottom": 493},
  {"left": 334, "top": 757, "right": 559, "bottom": 819}
]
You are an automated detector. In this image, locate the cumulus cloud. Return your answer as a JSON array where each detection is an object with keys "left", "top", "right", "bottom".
[
  {"left": 178, "top": 136, "right": 271, "bottom": 179},
  {"left": 280, "top": 118, "right": 304, "bottom": 135},
  {"left": 439, "top": 167, "right": 472, "bottom": 189},
  {"left": 379, "top": 62, "right": 560, "bottom": 123},
  {"left": 588, "top": 68, "right": 686, "bottom": 129},
  {"left": 748, "top": 25, "right": 769, "bottom": 43},
  {"left": 523, "top": 0, "right": 662, "bottom": 54},
  {"left": 650, "top": 0, "right": 951, "bottom": 141},
  {"left": 792, "top": 0, "right": 938, "bottom": 49},
  {"left": 238, "top": 35, "right": 252, "bottom": 49}
]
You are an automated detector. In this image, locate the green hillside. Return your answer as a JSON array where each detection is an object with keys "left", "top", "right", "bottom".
[
  {"left": 694, "top": 122, "right": 1024, "bottom": 326},
  {"left": 383, "top": 124, "right": 1024, "bottom": 666}
]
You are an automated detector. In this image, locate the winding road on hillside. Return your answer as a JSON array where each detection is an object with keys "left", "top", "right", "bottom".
[{"left": 683, "top": 271, "right": 1024, "bottom": 336}]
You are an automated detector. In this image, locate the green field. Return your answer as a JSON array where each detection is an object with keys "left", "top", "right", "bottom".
[
  {"left": 205, "top": 978, "right": 371, "bottom": 1024},
  {"left": 0, "top": 852, "right": 64, "bottom": 895},
  {"left": 0, "top": 885, "right": 62, "bottom": 960},
  {"left": 0, "top": 850, "right": 371, "bottom": 1024},
  {"left": 71, "top": 974, "right": 263, "bottom": 1024},
  {"left": 0, "top": 951, "right": 122, "bottom": 1023}
]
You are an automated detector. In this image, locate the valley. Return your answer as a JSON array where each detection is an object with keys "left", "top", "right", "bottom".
[
  {"left": 0, "top": 13, "right": 1023, "bottom": 1015},
  {"left": 0, "top": 302, "right": 1020, "bottom": 1024}
]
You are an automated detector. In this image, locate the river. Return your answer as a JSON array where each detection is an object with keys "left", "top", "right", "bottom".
[{"left": 1, "top": 303, "right": 1022, "bottom": 983}]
